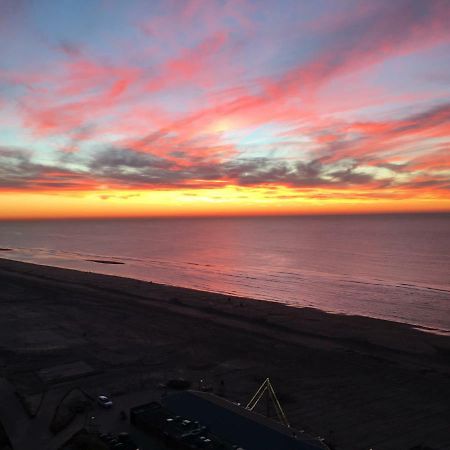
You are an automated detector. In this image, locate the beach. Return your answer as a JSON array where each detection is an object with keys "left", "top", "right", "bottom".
[{"left": 0, "top": 257, "right": 449, "bottom": 450}]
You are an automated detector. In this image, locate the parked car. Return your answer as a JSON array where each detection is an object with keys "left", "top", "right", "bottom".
[
  {"left": 166, "top": 378, "right": 191, "bottom": 390},
  {"left": 97, "top": 395, "right": 113, "bottom": 408}
]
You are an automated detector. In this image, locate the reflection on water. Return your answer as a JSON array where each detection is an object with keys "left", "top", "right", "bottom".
[{"left": 0, "top": 214, "right": 449, "bottom": 331}]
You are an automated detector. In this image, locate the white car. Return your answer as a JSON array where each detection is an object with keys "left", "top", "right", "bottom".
[{"left": 97, "top": 395, "right": 113, "bottom": 408}]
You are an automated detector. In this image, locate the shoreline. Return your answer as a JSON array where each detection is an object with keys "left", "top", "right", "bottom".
[
  {"left": 1, "top": 257, "right": 450, "bottom": 360},
  {"left": 1, "top": 257, "right": 450, "bottom": 449},
  {"left": 2, "top": 253, "right": 450, "bottom": 336}
]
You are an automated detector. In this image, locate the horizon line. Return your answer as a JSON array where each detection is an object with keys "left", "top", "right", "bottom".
[{"left": 1, "top": 210, "right": 449, "bottom": 222}]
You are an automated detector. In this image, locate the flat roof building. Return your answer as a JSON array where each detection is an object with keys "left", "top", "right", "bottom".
[{"left": 162, "top": 391, "right": 328, "bottom": 450}]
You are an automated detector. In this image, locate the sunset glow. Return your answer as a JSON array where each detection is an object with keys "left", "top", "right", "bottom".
[{"left": 1, "top": 0, "right": 450, "bottom": 219}]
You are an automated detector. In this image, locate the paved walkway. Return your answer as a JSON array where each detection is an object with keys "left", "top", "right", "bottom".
[
  {"left": 0, "top": 379, "right": 82, "bottom": 450},
  {"left": 0, "top": 378, "right": 30, "bottom": 449}
]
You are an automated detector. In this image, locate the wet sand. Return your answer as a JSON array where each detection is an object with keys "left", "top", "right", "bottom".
[
  {"left": 85, "top": 259, "right": 125, "bottom": 265},
  {"left": 0, "top": 257, "right": 449, "bottom": 450}
]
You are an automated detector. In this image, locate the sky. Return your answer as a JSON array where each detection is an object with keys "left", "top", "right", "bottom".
[{"left": 0, "top": 0, "right": 450, "bottom": 219}]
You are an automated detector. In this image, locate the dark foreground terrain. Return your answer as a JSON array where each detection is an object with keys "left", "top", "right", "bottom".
[{"left": 0, "top": 258, "right": 449, "bottom": 450}]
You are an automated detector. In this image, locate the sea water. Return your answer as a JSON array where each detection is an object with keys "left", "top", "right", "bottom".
[{"left": 0, "top": 214, "right": 449, "bottom": 332}]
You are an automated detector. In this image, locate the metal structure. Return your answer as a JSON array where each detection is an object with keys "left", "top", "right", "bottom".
[{"left": 245, "top": 378, "right": 290, "bottom": 428}]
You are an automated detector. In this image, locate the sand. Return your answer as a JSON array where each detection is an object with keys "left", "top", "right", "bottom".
[{"left": 0, "top": 257, "right": 449, "bottom": 450}]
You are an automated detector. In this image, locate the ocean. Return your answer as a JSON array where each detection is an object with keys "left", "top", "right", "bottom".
[{"left": 0, "top": 213, "right": 449, "bottom": 333}]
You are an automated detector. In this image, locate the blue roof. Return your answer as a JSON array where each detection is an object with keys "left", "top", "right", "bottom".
[{"left": 163, "top": 391, "right": 326, "bottom": 450}]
